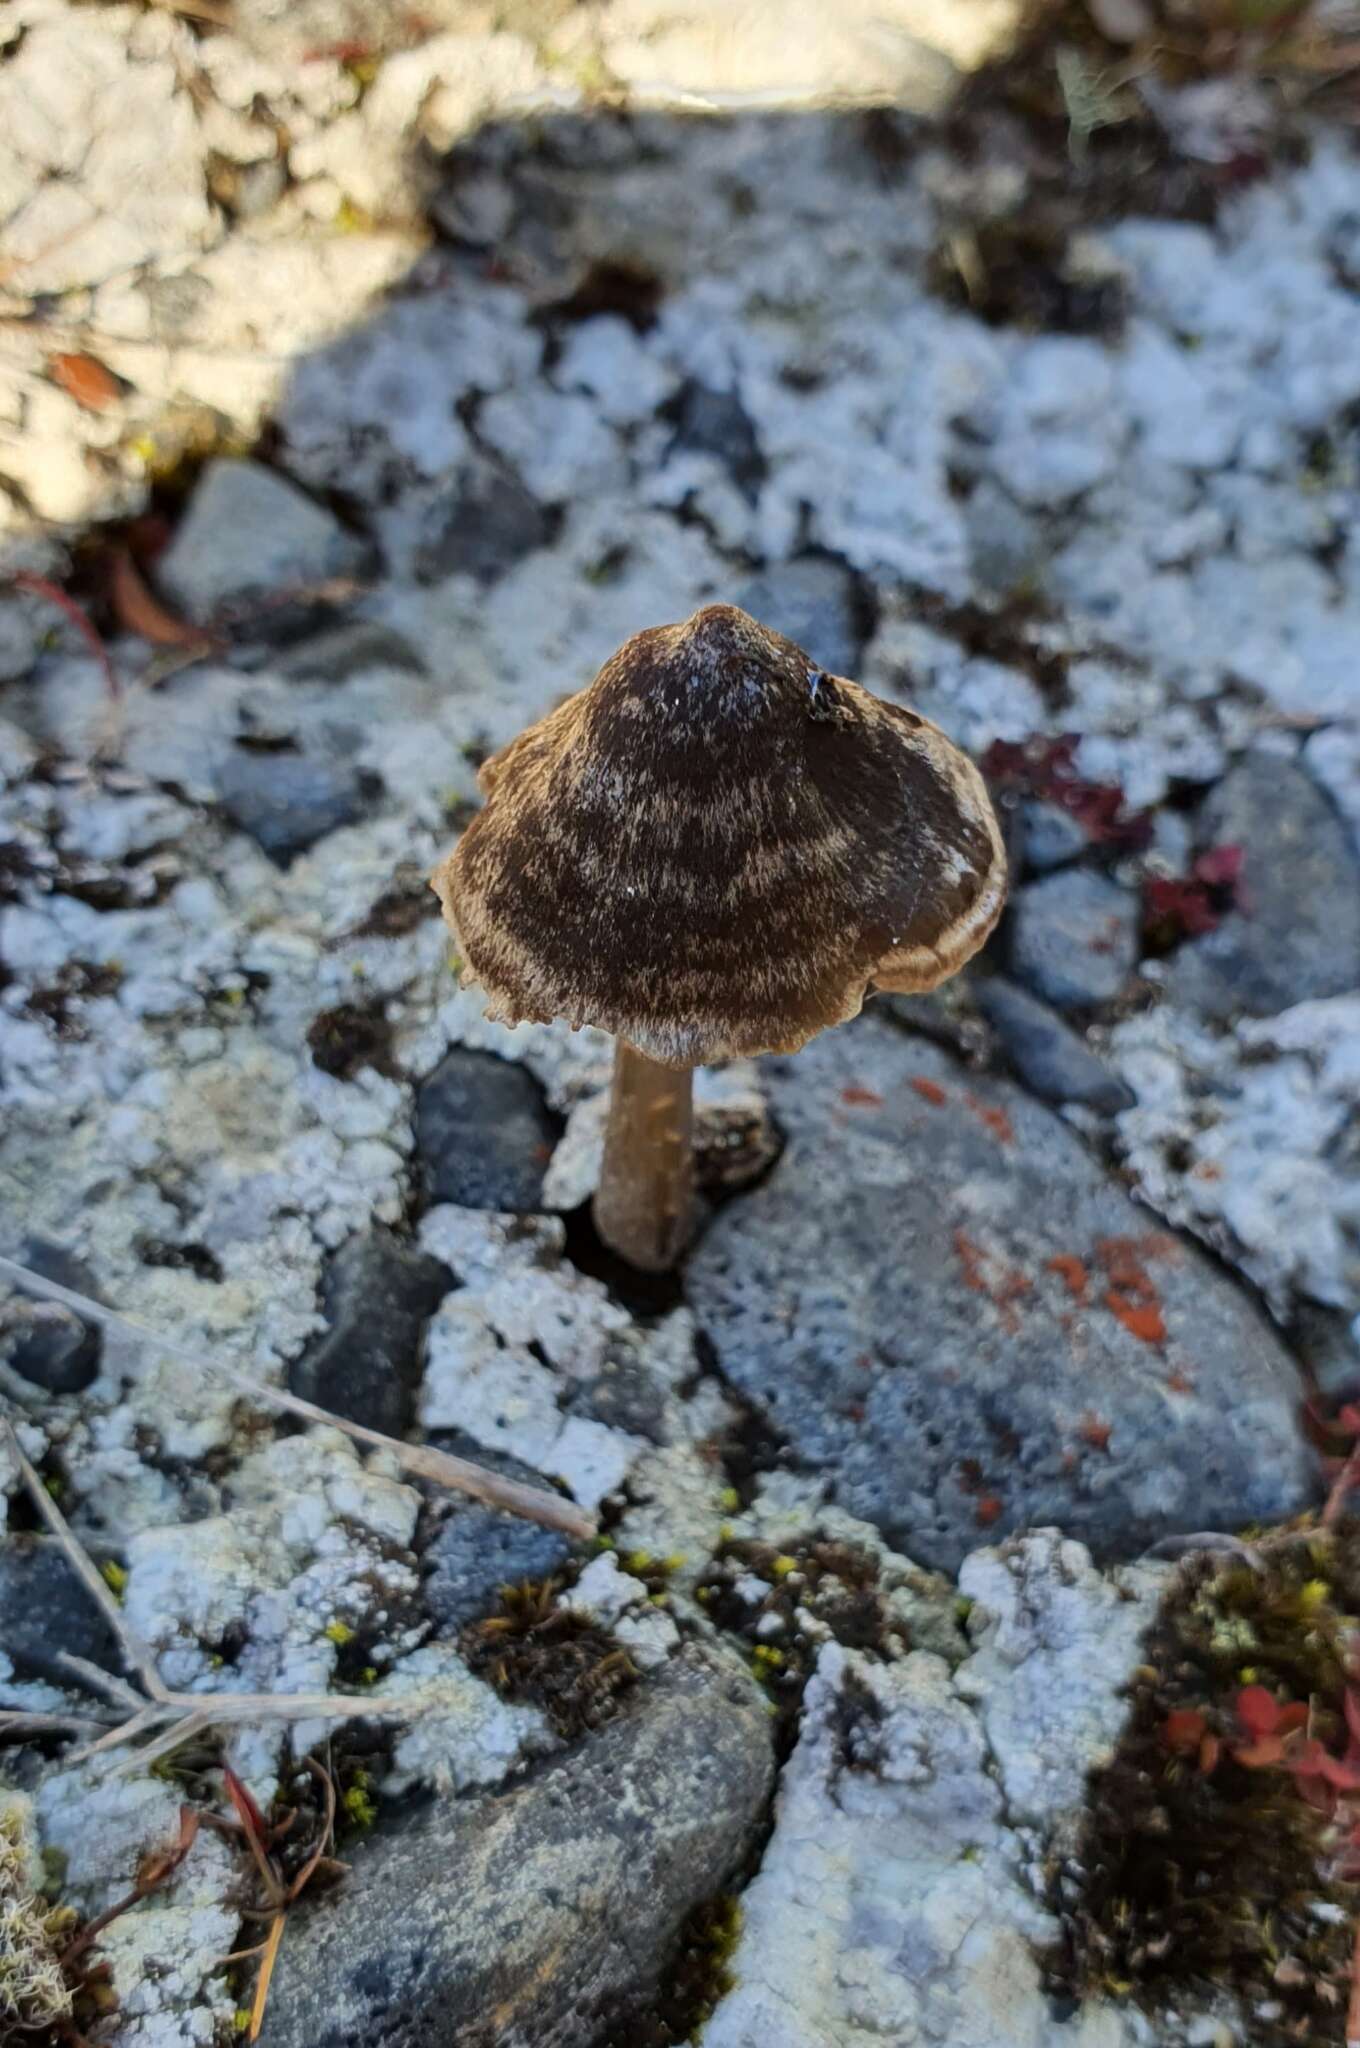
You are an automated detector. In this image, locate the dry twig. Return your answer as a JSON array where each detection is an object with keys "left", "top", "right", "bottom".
[{"left": 0, "top": 1255, "right": 594, "bottom": 1539}]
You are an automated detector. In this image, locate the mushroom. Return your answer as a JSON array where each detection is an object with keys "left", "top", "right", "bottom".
[{"left": 431, "top": 604, "right": 1006, "bottom": 1272}]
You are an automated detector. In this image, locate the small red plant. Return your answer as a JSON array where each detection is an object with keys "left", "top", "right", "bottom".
[
  {"left": 981, "top": 733, "right": 1153, "bottom": 852},
  {"left": 1143, "top": 844, "right": 1246, "bottom": 949}
]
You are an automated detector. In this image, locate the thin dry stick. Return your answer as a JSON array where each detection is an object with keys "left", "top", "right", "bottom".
[
  {"left": 0, "top": 1255, "right": 593, "bottom": 1539},
  {"left": 0, "top": 1420, "right": 440, "bottom": 1768},
  {"left": 3, "top": 1424, "right": 168, "bottom": 1702}
]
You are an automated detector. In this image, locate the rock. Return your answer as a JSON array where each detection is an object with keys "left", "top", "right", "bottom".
[
  {"left": 289, "top": 1228, "right": 452, "bottom": 1438},
  {"left": 0, "top": 1298, "right": 100, "bottom": 1395},
  {"left": 423, "top": 1502, "right": 574, "bottom": 1630},
  {"left": 687, "top": 1018, "right": 1315, "bottom": 1572},
  {"left": 415, "top": 457, "right": 554, "bottom": 585},
  {"left": 733, "top": 556, "right": 864, "bottom": 678},
  {"left": 1021, "top": 799, "right": 1090, "bottom": 872},
  {"left": 0, "top": 1537, "right": 122, "bottom": 1684},
  {"left": 416, "top": 1051, "right": 559, "bottom": 1211},
  {"left": 156, "top": 458, "right": 370, "bottom": 624},
  {"left": 262, "top": 1643, "right": 776, "bottom": 2048},
  {"left": 1009, "top": 868, "right": 1140, "bottom": 1009},
  {"left": 665, "top": 381, "right": 764, "bottom": 497},
  {"left": 1165, "top": 754, "right": 1360, "bottom": 1019},
  {"left": 215, "top": 745, "right": 372, "bottom": 865},
  {"left": 704, "top": 1599, "right": 1142, "bottom": 2048},
  {"left": 975, "top": 976, "right": 1135, "bottom": 1114}
]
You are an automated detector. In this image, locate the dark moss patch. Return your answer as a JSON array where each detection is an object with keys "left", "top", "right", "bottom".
[
  {"left": 1048, "top": 1534, "right": 1360, "bottom": 2040},
  {"left": 929, "top": 213, "right": 1126, "bottom": 337},
  {"left": 597, "top": 1893, "right": 743, "bottom": 2048},
  {"left": 25, "top": 959, "right": 122, "bottom": 1037},
  {"left": 306, "top": 999, "right": 397, "bottom": 1080},
  {"left": 134, "top": 1237, "right": 224, "bottom": 1282},
  {"left": 347, "top": 865, "right": 441, "bottom": 939},
  {"left": 696, "top": 1535, "right": 905, "bottom": 1746},
  {"left": 540, "top": 258, "right": 664, "bottom": 333},
  {"left": 459, "top": 1578, "right": 639, "bottom": 1738}
]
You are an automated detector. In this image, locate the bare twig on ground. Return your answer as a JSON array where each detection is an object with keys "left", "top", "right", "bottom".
[
  {"left": 0, "top": 1418, "right": 438, "bottom": 1768},
  {"left": 0, "top": 1255, "right": 593, "bottom": 1539}
]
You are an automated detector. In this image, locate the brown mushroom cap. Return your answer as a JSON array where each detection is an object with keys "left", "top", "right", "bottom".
[{"left": 432, "top": 603, "right": 1007, "bottom": 1068}]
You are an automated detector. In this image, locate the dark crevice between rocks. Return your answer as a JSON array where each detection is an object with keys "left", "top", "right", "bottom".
[
  {"left": 911, "top": 588, "right": 1074, "bottom": 712},
  {"left": 1046, "top": 1534, "right": 1360, "bottom": 2043}
]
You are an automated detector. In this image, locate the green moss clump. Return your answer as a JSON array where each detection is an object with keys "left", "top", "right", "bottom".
[{"left": 1048, "top": 1535, "right": 1360, "bottom": 2040}]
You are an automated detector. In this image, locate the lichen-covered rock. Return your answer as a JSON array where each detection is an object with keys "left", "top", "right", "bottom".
[
  {"left": 289, "top": 1227, "right": 451, "bottom": 1437},
  {"left": 262, "top": 1643, "right": 777, "bottom": 2048},
  {"left": 688, "top": 1017, "right": 1314, "bottom": 1570},
  {"left": 700, "top": 1540, "right": 1138, "bottom": 2048}
]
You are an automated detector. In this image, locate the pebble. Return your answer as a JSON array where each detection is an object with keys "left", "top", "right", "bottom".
[{"left": 1009, "top": 867, "right": 1140, "bottom": 1009}]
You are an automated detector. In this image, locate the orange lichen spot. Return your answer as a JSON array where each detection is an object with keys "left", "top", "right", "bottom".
[
  {"left": 954, "top": 1229, "right": 988, "bottom": 1296},
  {"left": 48, "top": 350, "right": 121, "bottom": 411},
  {"left": 909, "top": 1076, "right": 948, "bottom": 1106},
  {"left": 965, "top": 1093, "right": 1015, "bottom": 1146},
  {"left": 1078, "top": 1412, "right": 1112, "bottom": 1452},
  {"left": 1106, "top": 1293, "right": 1167, "bottom": 1345},
  {"left": 1193, "top": 1160, "right": 1223, "bottom": 1181},
  {"left": 841, "top": 1085, "right": 884, "bottom": 1107},
  {"left": 1165, "top": 1367, "right": 1194, "bottom": 1394},
  {"left": 975, "top": 1495, "right": 1004, "bottom": 1527},
  {"left": 1046, "top": 1253, "right": 1089, "bottom": 1302}
]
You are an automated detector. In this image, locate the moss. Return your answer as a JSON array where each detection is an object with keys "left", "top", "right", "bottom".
[
  {"left": 460, "top": 1579, "right": 639, "bottom": 1739},
  {"left": 1048, "top": 1533, "right": 1360, "bottom": 2039},
  {"left": 98, "top": 1559, "right": 128, "bottom": 1598},
  {"left": 696, "top": 1535, "right": 904, "bottom": 1747},
  {"left": 597, "top": 1894, "right": 744, "bottom": 2047},
  {"left": 0, "top": 1808, "right": 73, "bottom": 2036}
]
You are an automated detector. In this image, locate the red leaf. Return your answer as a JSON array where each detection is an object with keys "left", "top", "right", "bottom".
[
  {"left": 909, "top": 1077, "right": 948, "bottom": 1107},
  {"left": 1235, "top": 1685, "right": 1282, "bottom": 1739},
  {"left": 840, "top": 1086, "right": 884, "bottom": 1108},
  {"left": 109, "top": 547, "right": 217, "bottom": 653},
  {"left": 1198, "top": 1732, "right": 1221, "bottom": 1775},
  {"left": 1234, "top": 1734, "right": 1286, "bottom": 1767},
  {"left": 1313, "top": 1751, "right": 1360, "bottom": 1791},
  {"left": 223, "top": 1766, "right": 269, "bottom": 1848},
  {"left": 1277, "top": 1702, "right": 1310, "bottom": 1736},
  {"left": 1193, "top": 843, "right": 1244, "bottom": 891},
  {"left": 1162, "top": 1708, "right": 1207, "bottom": 1754}
]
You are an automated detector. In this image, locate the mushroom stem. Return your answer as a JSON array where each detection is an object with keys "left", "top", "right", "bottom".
[{"left": 593, "top": 1041, "right": 694, "bottom": 1273}]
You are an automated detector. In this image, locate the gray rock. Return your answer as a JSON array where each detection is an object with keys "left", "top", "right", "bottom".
[
  {"left": 687, "top": 1018, "right": 1314, "bottom": 1572},
  {"left": 215, "top": 746, "right": 372, "bottom": 865},
  {"left": 423, "top": 1504, "right": 573, "bottom": 1630},
  {"left": 1009, "top": 867, "right": 1140, "bottom": 1009},
  {"left": 0, "top": 1298, "right": 99, "bottom": 1395},
  {"left": 157, "top": 458, "right": 370, "bottom": 623},
  {"left": 0, "top": 1537, "right": 121, "bottom": 1684},
  {"left": 416, "top": 1050, "right": 559, "bottom": 1211},
  {"left": 414, "top": 458, "right": 553, "bottom": 586},
  {"left": 1165, "top": 754, "right": 1360, "bottom": 1019},
  {"left": 733, "top": 557, "right": 864, "bottom": 677},
  {"left": 665, "top": 380, "right": 765, "bottom": 497},
  {"left": 262, "top": 1642, "right": 776, "bottom": 2048},
  {"left": 975, "top": 976, "right": 1135, "bottom": 1114},
  {"left": 289, "top": 1229, "right": 452, "bottom": 1438},
  {"left": 1021, "top": 799, "right": 1090, "bottom": 873}
]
